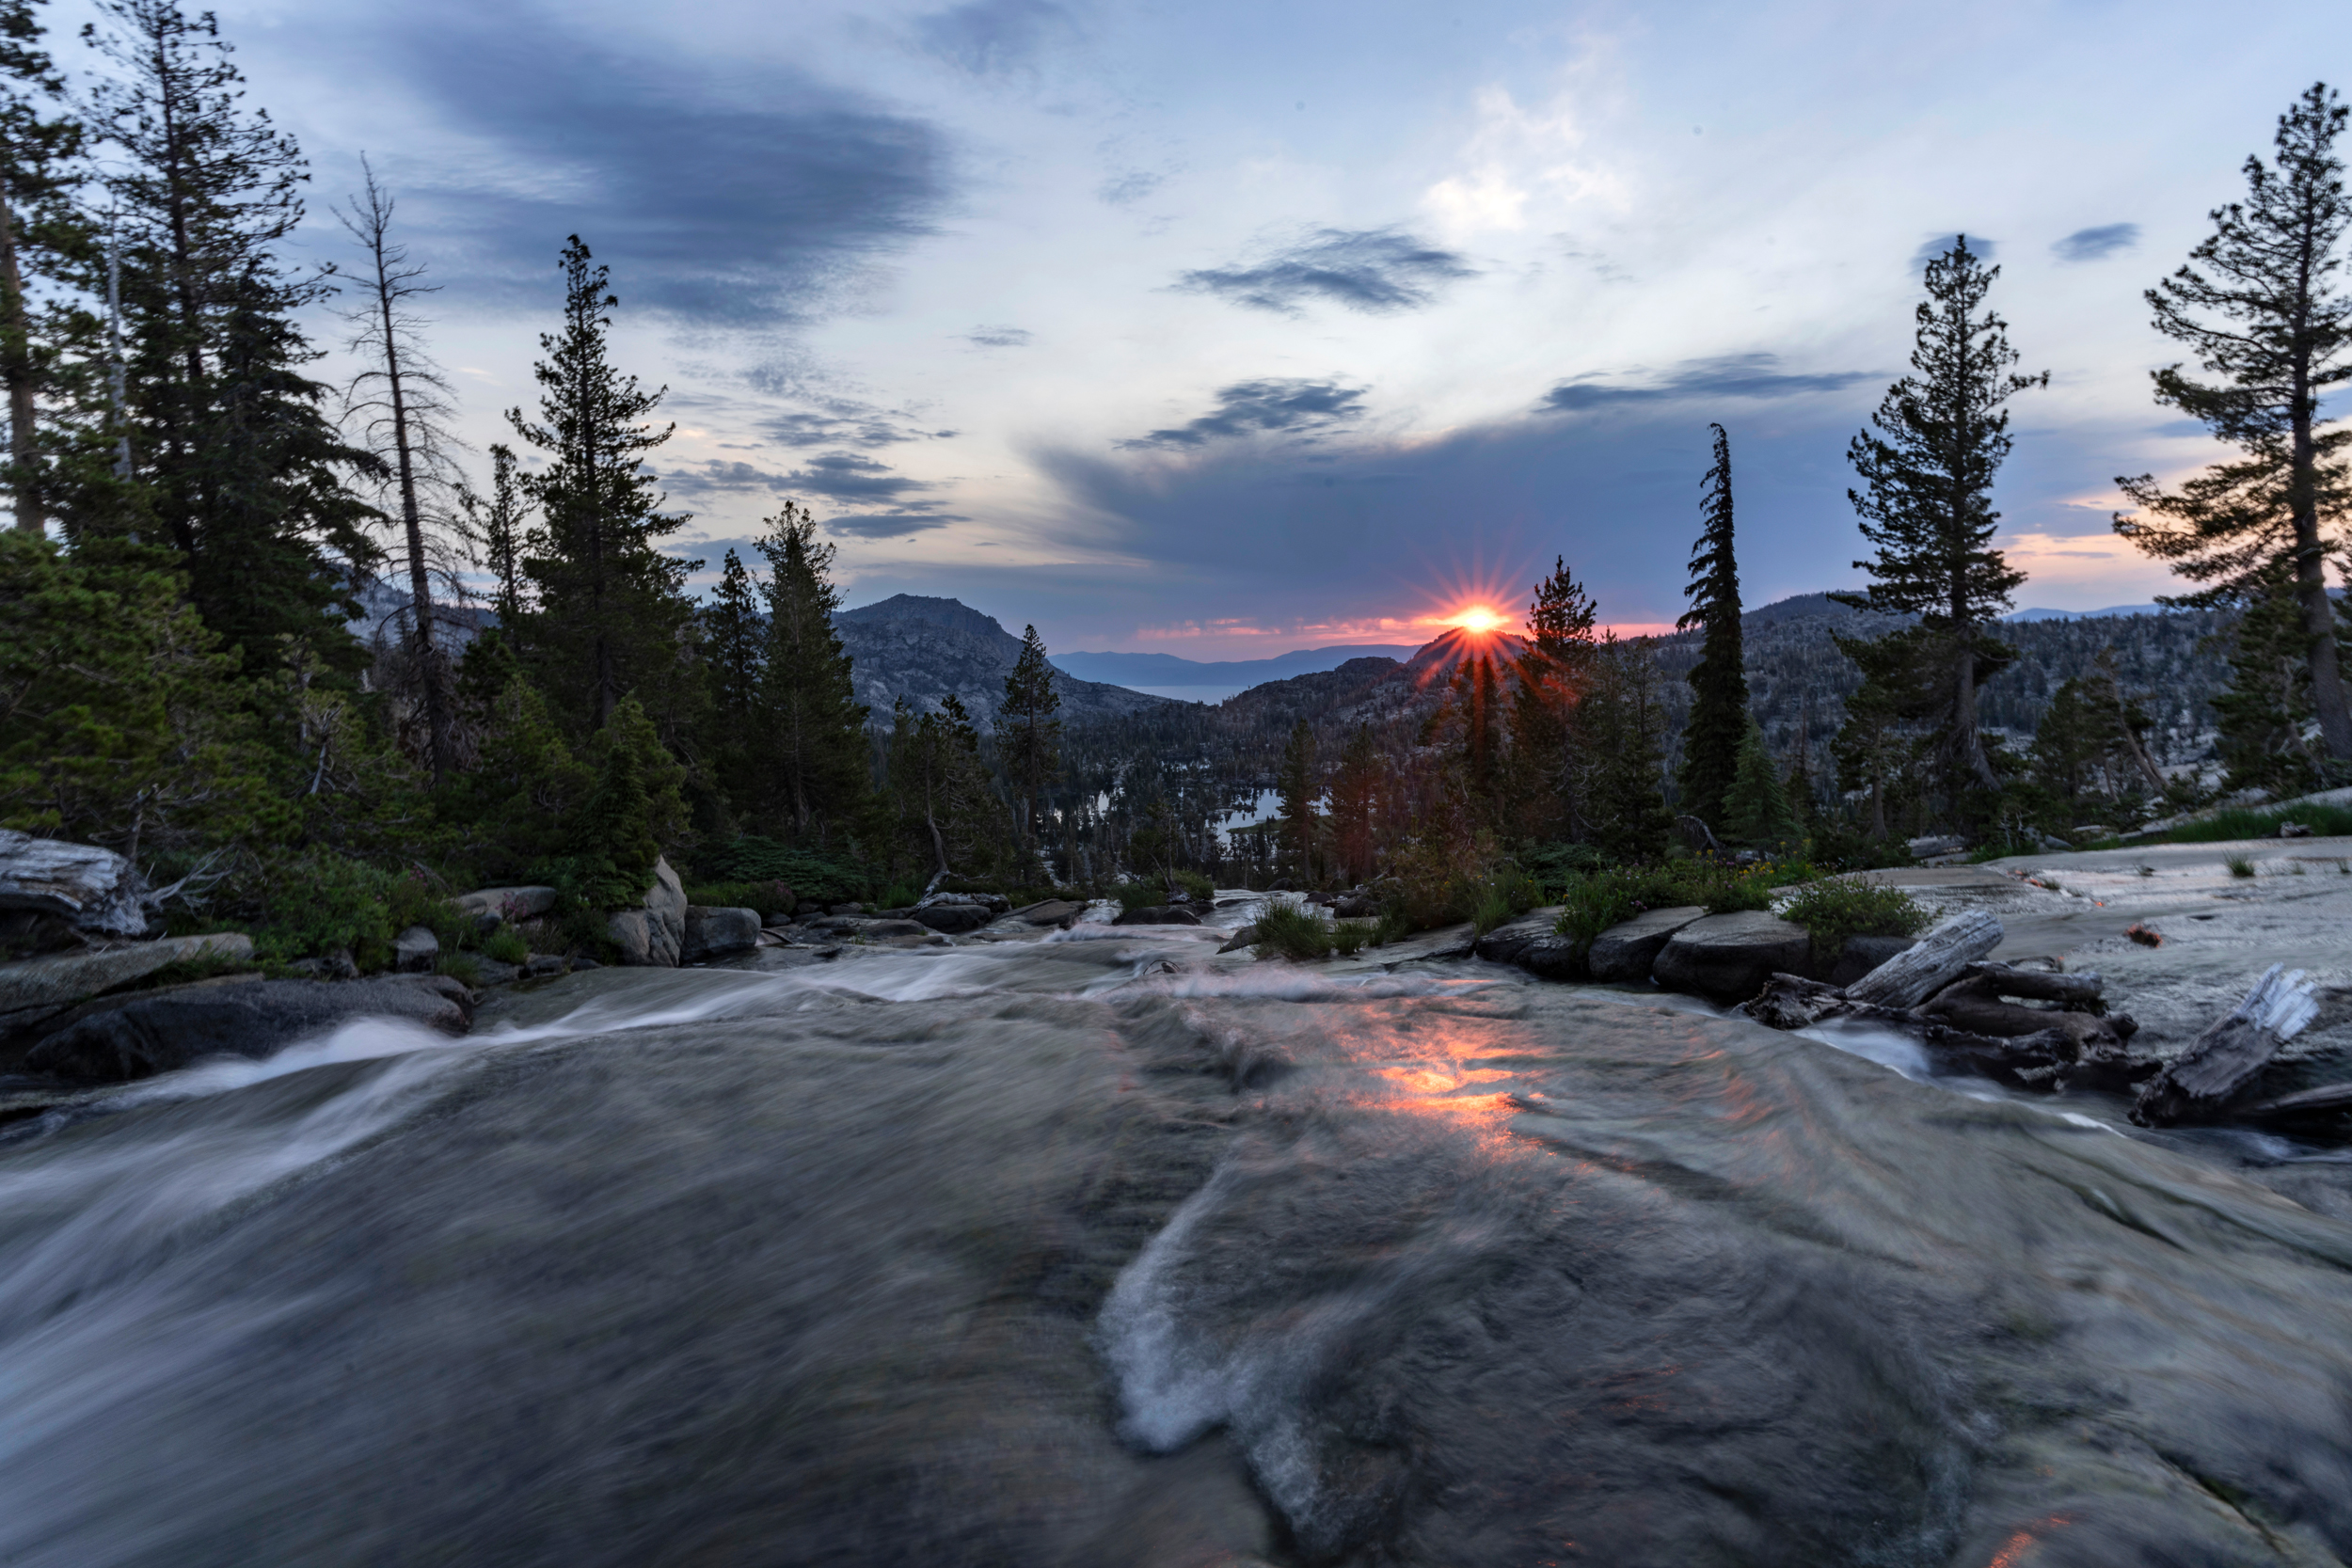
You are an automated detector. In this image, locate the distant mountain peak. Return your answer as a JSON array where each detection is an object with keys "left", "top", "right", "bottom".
[{"left": 835, "top": 594, "right": 1011, "bottom": 642}]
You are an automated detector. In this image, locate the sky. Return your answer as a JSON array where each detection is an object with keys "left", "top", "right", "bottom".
[{"left": 62, "top": 0, "right": 2352, "bottom": 657}]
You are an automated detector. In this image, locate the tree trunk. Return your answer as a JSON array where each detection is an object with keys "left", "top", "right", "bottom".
[
  {"left": 372, "top": 249, "right": 452, "bottom": 784},
  {"left": 0, "top": 190, "right": 40, "bottom": 535},
  {"left": 2290, "top": 215, "right": 2352, "bottom": 760}
]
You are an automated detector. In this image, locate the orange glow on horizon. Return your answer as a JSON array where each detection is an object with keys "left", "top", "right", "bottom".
[{"left": 1449, "top": 604, "right": 1510, "bottom": 635}]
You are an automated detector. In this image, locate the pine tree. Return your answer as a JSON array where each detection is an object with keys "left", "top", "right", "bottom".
[
  {"left": 1582, "top": 635, "right": 1674, "bottom": 861},
  {"left": 1276, "top": 718, "right": 1320, "bottom": 881},
  {"left": 704, "top": 547, "right": 761, "bottom": 725},
  {"left": 0, "top": 0, "right": 81, "bottom": 536},
  {"left": 507, "top": 235, "right": 696, "bottom": 733},
  {"left": 86, "top": 0, "right": 378, "bottom": 670},
  {"left": 1831, "top": 627, "right": 1936, "bottom": 839},
  {"left": 1722, "top": 716, "right": 1798, "bottom": 847},
  {"left": 2208, "top": 569, "right": 2339, "bottom": 794},
  {"left": 1512, "top": 556, "right": 1597, "bottom": 838},
  {"left": 2113, "top": 83, "right": 2352, "bottom": 764},
  {"left": 1001, "top": 623, "right": 1061, "bottom": 855},
  {"left": 336, "top": 159, "right": 466, "bottom": 782},
  {"left": 1677, "top": 422, "right": 1747, "bottom": 828},
  {"left": 754, "top": 500, "right": 866, "bottom": 841},
  {"left": 885, "top": 692, "right": 1004, "bottom": 886},
  {"left": 460, "top": 443, "right": 530, "bottom": 624},
  {"left": 1840, "top": 235, "right": 2043, "bottom": 811},
  {"left": 1327, "top": 723, "right": 1380, "bottom": 882}
]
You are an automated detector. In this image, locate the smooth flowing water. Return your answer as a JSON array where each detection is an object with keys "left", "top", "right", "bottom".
[{"left": 4, "top": 918, "right": 2352, "bottom": 1567}]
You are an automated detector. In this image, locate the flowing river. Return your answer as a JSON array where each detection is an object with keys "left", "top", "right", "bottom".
[{"left": 4, "top": 906, "right": 2352, "bottom": 1566}]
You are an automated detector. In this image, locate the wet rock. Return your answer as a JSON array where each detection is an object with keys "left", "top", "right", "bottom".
[
  {"left": 1908, "top": 834, "right": 1967, "bottom": 860},
  {"left": 284, "top": 949, "right": 359, "bottom": 981},
  {"left": 0, "top": 830, "right": 155, "bottom": 939},
  {"left": 1217, "top": 925, "right": 1261, "bottom": 954},
  {"left": 681, "top": 906, "right": 761, "bottom": 961},
  {"left": 920, "top": 890, "right": 1010, "bottom": 916},
  {"left": 1586, "top": 906, "right": 1706, "bottom": 984},
  {"left": 524, "top": 954, "right": 569, "bottom": 978},
  {"left": 23, "top": 974, "right": 473, "bottom": 1084},
  {"left": 453, "top": 885, "right": 558, "bottom": 932},
  {"left": 1006, "top": 898, "right": 1085, "bottom": 929},
  {"left": 1475, "top": 910, "right": 1583, "bottom": 980},
  {"left": 1113, "top": 906, "right": 1202, "bottom": 927},
  {"left": 607, "top": 858, "right": 687, "bottom": 967},
  {"left": 1827, "top": 934, "right": 1918, "bottom": 989},
  {"left": 910, "top": 903, "right": 992, "bottom": 934},
  {"left": 393, "top": 926, "right": 439, "bottom": 973},
  {"left": 852, "top": 919, "right": 933, "bottom": 940},
  {"left": 1333, "top": 893, "right": 1378, "bottom": 918},
  {"left": 1652, "top": 912, "right": 1814, "bottom": 1002},
  {"left": 0, "top": 931, "right": 252, "bottom": 1017}
]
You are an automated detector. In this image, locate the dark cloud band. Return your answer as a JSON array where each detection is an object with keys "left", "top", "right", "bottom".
[
  {"left": 1118, "top": 378, "right": 1370, "bottom": 450},
  {"left": 1175, "top": 227, "right": 1474, "bottom": 314},
  {"left": 1541, "top": 354, "right": 1872, "bottom": 414}
]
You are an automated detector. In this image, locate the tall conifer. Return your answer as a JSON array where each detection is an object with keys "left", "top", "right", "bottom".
[
  {"left": 2113, "top": 83, "right": 2352, "bottom": 763},
  {"left": 507, "top": 235, "right": 695, "bottom": 733},
  {"left": 0, "top": 0, "right": 80, "bottom": 536},
  {"left": 1841, "top": 235, "right": 2043, "bottom": 807},
  {"left": 754, "top": 500, "right": 866, "bottom": 843},
  {"left": 1001, "top": 624, "right": 1061, "bottom": 856},
  {"left": 1677, "top": 423, "right": 1747, "bottom": 828}
]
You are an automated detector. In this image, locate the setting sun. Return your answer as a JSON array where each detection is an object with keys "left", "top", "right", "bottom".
[{"left": 1449, "top": 605, "right": 1508, "bottom": 634}]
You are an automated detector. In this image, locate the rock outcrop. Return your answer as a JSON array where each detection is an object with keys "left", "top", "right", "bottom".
[
  {"left": 1585, "top": 906, "right": 1707, "bottom": 983},
  {"left": 455, "top": 886, "right": 558, "bottom": 931},
  {"left": 22, "top": 974, "right": 473, "bottom": 1084},
  {"left": 393, "top": 926, "right": 440, "bottom": 973},
  {"left": 1652, "top": 912, "right": 1815, "bottom": 1002},
  {"left": 681, "top": 907, "right": 760, "bottom": 962},
  {"left": 1112, "top": 906, "right": 1201, "bottom": 927},
  {"left": 0, "top": 931, "right": 252, "bottom": 1019},
  {"left": 1004, "top": 899, "right": 1086, "bottom": 929},
  {"left": 1473, "top": 910, "right": 1582, "bottom": 981},
  {"left": 607, "top": 859, "right": 687, "bottom": 967}
]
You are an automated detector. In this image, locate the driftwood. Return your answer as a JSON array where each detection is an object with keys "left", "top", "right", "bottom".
[
  {"left": 1844, "top": 910, "right": 2003, "bottom": 1009},
  {"left": 2235, "top": 1081, "right": 2352, "bottom": 1127},
  {"left": 1962, "top": 960, "right": 2106, "bottom": 1009},
  {"left": 2131, "top": 965, "right": 2319, "bottom": 1128}
]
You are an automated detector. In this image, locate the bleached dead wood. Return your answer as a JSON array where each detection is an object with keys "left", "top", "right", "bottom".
[
  {"left": 2130, "top": 965, "right": 2320, "bottom": 1128},
  {"left": 1843, "top": 910, "right": 2003, "bottom": 1009}
]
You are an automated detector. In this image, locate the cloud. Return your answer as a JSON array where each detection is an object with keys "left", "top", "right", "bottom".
[
  {"left": 826, "top": 510, "right": 964, "bottom": 538},
  {"left": 660, "top": 460, "right": 796, "bottom": 497},
  {"left": 2053, "top": 223, "right": 2140, "bottom": 262},
  {"left": 1539, "top": 353, "right": 1874, "bottom": 413},
  {"left": 1910, "top": 232, "right": 1999, "bottom": 271},
  {"left": 381, "top": 8, "right": 951, "bottom": 327},
  {"left": 1098, "top": 170, "right": 1164, "bottom": 206},
  {"left": 961, "top": 325, "right": 1033, "bottom": 347},
  {"left": 1117, "top": 379, "right": 1370, "bottom": 450},
  {"left": 1175, "top": 227, "right": 1475, "bottom": 315},
  {"left": 914, "top": 0, "right": 1077, "bottom": 74},
  {"left": 784, "top": 451, "right": 935, "bottom": 503},
  {"left": 758, "top": 405, "right": 928, "bottom": 448}
]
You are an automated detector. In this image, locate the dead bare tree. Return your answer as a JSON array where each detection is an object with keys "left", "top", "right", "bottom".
[{"left": 337, "top": 155, "right": 469, "bottom": 783}]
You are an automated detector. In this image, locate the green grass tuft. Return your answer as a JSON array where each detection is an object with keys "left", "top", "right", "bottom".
[
  {"left": 2227, "top": 855, "right": 2257, "bottom": 879},
  {"left": 1777, "top": 875, "right": 1929, "bottom": 957},
  {"left": 2156, "top": 801, "right": 2352, "bottom": 844},
  {"left": 1253, "top": 901, "right": 1335, "bottom": 960},
  {"left": 483, "top": 926, "right": 531, "bottom": 965}
]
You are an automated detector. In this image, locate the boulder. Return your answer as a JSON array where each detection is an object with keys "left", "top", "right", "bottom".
[
  {"left": 850, "top": 919, "right": 933, "bottom": 940},
  {"left": 0, "top": 829, "right": 154, "bottom": 939},
  {"left": 393, "top": 925, "right": 440, "bottom": 973},
  {"left": 1005, "top": 898, "right": 1085, "bottom": 929},
  {"left": 910, "top": 903, "right": 992, "bottom": 934},
  {"left": 1333, "top": 893, "right": 1379, "bottom": 918},
  {"left": 1586, "top": 906, "right": 1707, "bottom": 984},
  {"left": 1113, "top": 905, "right": 1202, "bottom": 927},
  {"left": 1652, "top": 912, "right": 1814, "bottom": 1002},
  {"left": 0, "top": 930, "right": 252, "bottom": 1017},
  {"left": 1217, "top": 924, "right": 1261, "bottom": 954},
  {"left": 607, "top": 858, "right": 687, "bottom": 968},
  {"left": 919, "top": 890, "right": 1011, "bottom": 916},
  {"left": 1827, "top": 934, "right": 1918, "bottom": 989},
  {"left": 681, "top": 906, "right": 761, "bottom": 960},
  {"left": 453, "top": 885, "right": 559, "bottom": 930},
  {"left": 23, "top": 974, "right": 473, "bottom": 1085},
  {"left": 1475, "top": 910, "right": 1566, "bottom": 970}
]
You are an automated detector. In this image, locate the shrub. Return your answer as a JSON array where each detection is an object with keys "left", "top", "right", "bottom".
[
  {"left": 2164, "top": 801, "right": 2352, "bottom": 844},
  {"left": 1253, "top": 901, "right": 1335, "bottom": 960},
  {"left": 689, "top": 834, "right": 871, "bottom": 908},
  {"left": 484, "top": 925, "right": 531, "bottom": 965},
  {"left": 1370, "top": 908, "right": 1416, "bottom": 947},
  {"left": 1330, "top": 920, "right": 1371, "bottom": 956},
  {"left": 1470, "top": 883, "right": 1518, "bottom": 938},
  {"left": 1777, "top": 875, "right": 1928, "bottom": 958},
  {"left": 1552, "top": 868, "right": 1647, "bottom": 952},
  {"left": 1113, "top": 881, "right": 1162, "bottom": 912},
  {"left": 243, "top": 850, "right": 396, "bottom": 966},
  {"left": 2227, "top": 855, "right": 2256, "bottom": 879},
  {"left": 683, "top": 879, "right": 800, "bottom": 920},
  {"left": 437, "top": 952, "right": 484, "bottom": 988},
  {"left": 1173, "top": 868, "right": 1216, "bottom": 904}
]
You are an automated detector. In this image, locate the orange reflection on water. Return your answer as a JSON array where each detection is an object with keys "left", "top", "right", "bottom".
[{"left": 1985, "top": 1513, "right": 2073, "bottom": 1567}]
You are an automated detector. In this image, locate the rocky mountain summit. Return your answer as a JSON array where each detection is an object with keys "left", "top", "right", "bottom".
[{"left": 833, "top": 594, "right": 1177, "bottom": 732}]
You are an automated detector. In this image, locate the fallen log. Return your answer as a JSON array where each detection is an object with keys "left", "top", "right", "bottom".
[
  {"left": 1844, "top": 910, "right": 2003, "bottom": 1009},
  {"left": 1960, "top": 960, "right": 2106, "bottom": 1010},
  {"left": 2234, "top": 1081, "right": 2352, "bottom": 1127},
  {"left": 2130, "top": 964, "right": 2319, "bottom": 1128},
  {"left": 1916, "top": 974, "right": 2130, "bottom": 1050}
]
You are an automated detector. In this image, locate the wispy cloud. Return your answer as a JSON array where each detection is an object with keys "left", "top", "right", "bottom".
[
  {"left": 1175, "top": 227, "right": 1475, "bottom": 315},
  {"left": 961, "top": 325, "right": 1033, "bottom": 348},
  {"left": 1910, "top": 232, "right": 1999, "bottom": 271},
  {"left": 914, "top": 0, "right": 1077, "bottom": 75},
  {"left": 1539, "top": 353, "right": 1873, "bottom": 413},
  {"left": 2053, "top": 223, "right": 2139, "bottom": 262},
  {"left": 1118, "top": 379, "right": 1370, "bottom": 450}
]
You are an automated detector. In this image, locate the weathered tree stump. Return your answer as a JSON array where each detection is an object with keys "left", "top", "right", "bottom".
[
  {"left": 1843, "top": 910, "right": 2003, "bottom": 1009},
  {"left": 2130, "top": 965, "right": 2319, "bottom": 1128}
]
